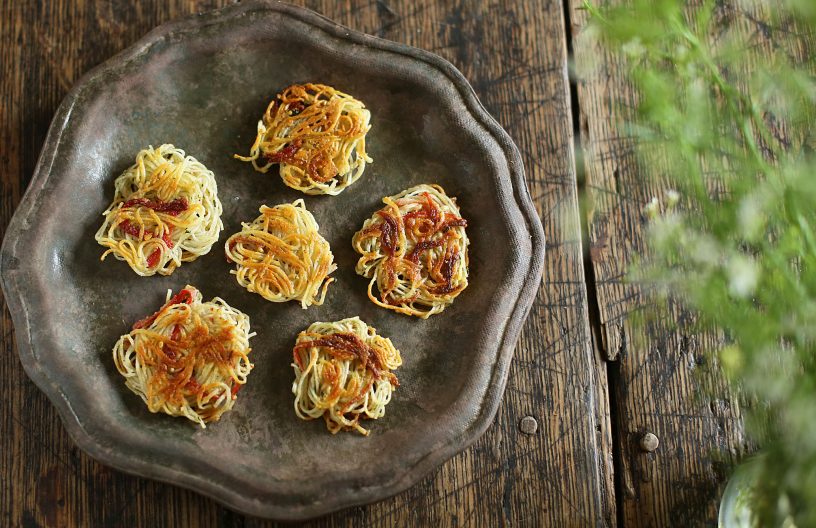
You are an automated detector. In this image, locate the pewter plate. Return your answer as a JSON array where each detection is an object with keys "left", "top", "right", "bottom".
[{"left": 0, "top": 1, "right": 545, "bottom": 520}]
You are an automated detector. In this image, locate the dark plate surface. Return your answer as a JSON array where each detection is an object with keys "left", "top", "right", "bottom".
[{"left": 0, "top": 1, "right": 544, "bottom": 520}]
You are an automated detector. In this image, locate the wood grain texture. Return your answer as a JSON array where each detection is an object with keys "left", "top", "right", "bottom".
[
  {"left": 0, "top": 0, "right": 612, "bottom": 526},
  {"left": 566, "top": 0, "right": 813, "bottom": 525}
]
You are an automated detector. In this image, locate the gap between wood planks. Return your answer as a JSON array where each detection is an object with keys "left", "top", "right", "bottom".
[{"left": 561, "top": 1, "right": 626, "bottom": 526}]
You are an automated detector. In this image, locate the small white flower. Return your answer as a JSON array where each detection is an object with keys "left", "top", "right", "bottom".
[
  {"left": 644, "top": 196, "right": 660, "bottom": 219},
  {"left": 666, "top": 189, "right": 680, "bottom": 208},
  {"left": 727, "top": 254, "right": 759, "bottom": 298},
  {"left": 622, "top": 37, "right": 646, "bottom": 58},
  {"left": 738, "top": 194, "right": 765, "bottom": 241}
]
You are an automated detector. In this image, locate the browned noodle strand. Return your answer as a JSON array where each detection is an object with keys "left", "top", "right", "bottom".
[
  {"left": 112, "top": 285, "right": 254, "bottom": 428},
  {"left": 291, "top": 317, "right": 401, "bottom": 436},
  {"left": 225, "top": 200, "right": 336, "bottom": 308},
  {"left": 352, "top": 184, "right": 469, "bottom": 318},
  {"left": 234, "top": 83, "right": 372, "bottom": 195}
]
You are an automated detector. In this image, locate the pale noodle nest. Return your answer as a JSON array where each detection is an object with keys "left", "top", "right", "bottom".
[
  {"left": 235, "top": 83, "right": 372, "bottom": 195},
  {"left": 113, "top": 285, "right": 254, "bottom": 428},
  {"left": 95, "top": 144, "right": 223, "bottom": 276},
  {"left": 352, "top": 184, "right": 469, "bottom": 318},
  {"left": 291, "top": 317, "right": 401, "bottom": 436},
  {"left": 225, "top": 200, "right": 336, "bottom": 308}
]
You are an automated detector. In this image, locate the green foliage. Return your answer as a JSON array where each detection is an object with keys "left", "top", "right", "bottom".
[{"left": 581, "top": 0, "right": 816, "bottom": 525}]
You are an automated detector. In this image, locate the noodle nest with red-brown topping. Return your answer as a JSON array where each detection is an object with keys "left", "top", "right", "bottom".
[
  {"left": 352, "top": 184, "right": 469, "bottom": 318},
  {"left": 113, "top": 285, "right": 254, "bottom": 428},
  {"left": 235, "top": 83, "right": 372, "bottom": 195},
  {"left": 225, "top": 200, "right": 336, "bottom": 308},
  {"left": 291, "top": 317, "right": 401, "bottom": 436},
  {"left": 95, "top": 144, "right": 223, "bottom": 276}
]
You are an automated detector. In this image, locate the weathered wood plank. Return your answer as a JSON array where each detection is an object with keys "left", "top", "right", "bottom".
[
  {"left": 566, "top": 0, "right": 812, "bottom": 525},
  {"left": 0, "top": 0, "right": 612, "bottom": 525}
]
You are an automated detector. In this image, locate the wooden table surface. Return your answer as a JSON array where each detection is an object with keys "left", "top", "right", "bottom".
[{"left": 0, "top": 1, "right": 763, "bottom": 526}]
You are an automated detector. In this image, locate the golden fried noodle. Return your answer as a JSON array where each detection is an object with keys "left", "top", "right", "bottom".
[
  {"left": 113, "top": 285, "right": 254, "bottom": 428},
  {"left": 235, "top": 83, "right": 372, "bottom": 195},
  {"left": 352, "top": 184, "right": 469, "bottom": 318},
  {"left": 95, "top": 144, "right": 223, "bottom": 276},
  {"left": 225, "top": 200, "right": 336, "bottom": 308},
  {"left": 291, "top": 317, "right": 401, "bottom": 436}
]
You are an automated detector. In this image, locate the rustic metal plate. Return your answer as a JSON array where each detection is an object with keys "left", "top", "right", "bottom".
[{"left": 0, "top": 1, "right": 544, "bottom": 520}]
